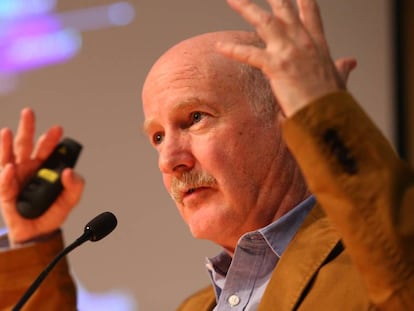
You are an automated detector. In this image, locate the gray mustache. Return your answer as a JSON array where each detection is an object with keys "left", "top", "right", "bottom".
[{"left": 170, "top": 171, "right": 217, "bottom": 203}]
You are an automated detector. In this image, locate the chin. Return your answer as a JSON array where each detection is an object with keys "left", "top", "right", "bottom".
[
  {"left": 189, "top": 225, "right": 236, "bottom": 252},
  {"left": 187, "top": 216, "right": 232, "bottom": 247},
  {"left": 188, "top": 222, "right": 213, "bottom": 240},
  {"left": 182, "top": 201, "right": 233, "bottom": 244},
  {"left": 186, "top": 216, "right": 220, "bottom": 242}
]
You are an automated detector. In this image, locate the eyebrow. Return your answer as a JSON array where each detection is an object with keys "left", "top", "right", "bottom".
[
  {"left": 142, "top": 118, "right": 156, "bottom": 135},
  {"left": 142, "top": 97, "right": 208, "bottom": 135}
]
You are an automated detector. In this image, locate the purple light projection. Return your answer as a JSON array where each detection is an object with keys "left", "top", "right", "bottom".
[{"left": 0, "top": 0, "right": 135, "bottom": 94}]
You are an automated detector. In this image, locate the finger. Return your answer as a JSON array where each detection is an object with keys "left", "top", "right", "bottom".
[
  {"left": 297, "top": 0, "right": 328, "bottom": 52},
  {"left": 267, "top": 0, "right": 300, "bottom": 25},
  {"left": 14, "top": 108, "right": 35, "bottom": 163},
  {"left": 216, "top": 41, "right": 269, "bottom": 72},
  {"left": 0, "top": 128, "right": 15, "bottom": 167},
  {"left": 58, "top": 169, "right": 85, "bottom": 208},
  {"left": 226, "top": 0, "right": 285, "bottom": 41},
  {"left": 40, "top": 169, "right": 84, "bottom": 227},
  {"left": 0, "top": 163, "right": 19, "bottom": 203},
  {"left": 32, "top": 126, "right": 63, "bottom": 162},
  {"left": 335, "top": 57, "right": 357, "bottom": 86}
]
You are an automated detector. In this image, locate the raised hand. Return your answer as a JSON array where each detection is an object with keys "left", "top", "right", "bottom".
[
  {"left": 217, "top": 0, "right": 356, "bottom": 117},
  {"left": 0, "top": 108, "right": 85, "bottom": 245}
]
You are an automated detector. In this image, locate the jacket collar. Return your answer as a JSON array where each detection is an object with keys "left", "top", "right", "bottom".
[{"left": 258, "top": 204, "right": 341, "bottom": 311}]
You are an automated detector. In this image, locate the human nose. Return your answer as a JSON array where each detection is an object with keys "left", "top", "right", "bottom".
[{"left": 158, "top": 133, "right": 194, "bottom": 175}]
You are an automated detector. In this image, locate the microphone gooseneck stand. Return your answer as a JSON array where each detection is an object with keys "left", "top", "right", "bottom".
[{"left": 12, "top": 211, "right": 117, "bottom": 311}]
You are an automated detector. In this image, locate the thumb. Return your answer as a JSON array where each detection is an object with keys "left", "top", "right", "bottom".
[
  {"left": 335, "top": 57, "right": 357, "bottom": 87},
  {"left": 60, "top": 168, "right": 85, "bottom": 208}
]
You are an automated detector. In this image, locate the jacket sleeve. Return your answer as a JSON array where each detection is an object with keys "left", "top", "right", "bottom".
[
  {"left": 0, "top": 231, "right": 77, "bottom": 310},
  {"left": 176, "top": 286, "right": 216, "bottom": 311},
  {"left": 282, "top": 91, "right": 414, "bottom": 310}
]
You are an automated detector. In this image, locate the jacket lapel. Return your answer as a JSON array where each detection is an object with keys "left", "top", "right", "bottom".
[{"left": 258, "top": 204, "right": 341, "bottom": 311}]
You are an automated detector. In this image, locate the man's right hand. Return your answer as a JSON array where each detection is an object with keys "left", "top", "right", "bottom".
[{"left": 0, "top": 108, "right": 85, "bottom": 245}]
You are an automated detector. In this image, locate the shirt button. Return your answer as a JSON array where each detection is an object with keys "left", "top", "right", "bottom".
[{"left": 228, "top": 294, "right": 240, "bottom": 307}]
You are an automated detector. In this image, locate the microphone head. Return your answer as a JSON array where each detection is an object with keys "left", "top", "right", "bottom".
[{"left": 84, "top": 211, "right": 117, "bottom": 242}]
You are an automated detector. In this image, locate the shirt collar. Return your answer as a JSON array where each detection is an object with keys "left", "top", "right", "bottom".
[
  {"left": 258, "top": 195, "right": 315, "bottom": 257},
  {"left": 207, "top": 195, "right": 316, "bottom": 270}
]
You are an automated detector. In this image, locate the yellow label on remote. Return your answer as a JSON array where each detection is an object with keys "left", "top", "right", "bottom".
[{"left": 37, "top": 168, "right": 59, "bottom": 183}]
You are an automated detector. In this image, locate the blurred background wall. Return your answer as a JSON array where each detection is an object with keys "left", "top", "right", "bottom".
[{"left": 0, "top": 0, "right": 396, "bottom": 310}]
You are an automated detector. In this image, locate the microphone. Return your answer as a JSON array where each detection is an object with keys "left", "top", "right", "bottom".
[{"left": 12, "top": 211, "right": 118, "bottom": 311}]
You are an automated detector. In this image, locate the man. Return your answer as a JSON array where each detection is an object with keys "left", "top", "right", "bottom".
[{"left": 0, "top": 0, "right": 413, "bottom": 310}]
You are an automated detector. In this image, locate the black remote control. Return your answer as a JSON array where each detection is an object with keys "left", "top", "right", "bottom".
[{"left": 17, "top": 138, "right": 82, "bottom": 219}]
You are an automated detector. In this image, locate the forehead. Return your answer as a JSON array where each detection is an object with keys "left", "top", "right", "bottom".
[
  {"left": 144, "top": 50, "right": 239, "bottom": 92},
  {"left": 142, "top": 52, "right": 242, "bottom": 118}
]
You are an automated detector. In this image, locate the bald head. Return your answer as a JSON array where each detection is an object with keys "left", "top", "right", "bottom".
[
  {"left": 148, "top": 31, "right": 261, "bottom": 72},
  {"left": 142, "top": 31, "right": 277, "bottom": 121}
]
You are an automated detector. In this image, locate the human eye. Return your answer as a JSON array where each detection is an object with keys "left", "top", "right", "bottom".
[
  {"left": 152, "top": 132, "right": 164, "bottom": 145},
  {"left": 190, "top": 111, "right": 206, "bottom": 125}
]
